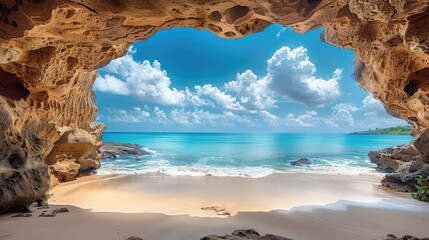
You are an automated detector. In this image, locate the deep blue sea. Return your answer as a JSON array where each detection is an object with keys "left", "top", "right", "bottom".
[{"left": 100, "top": 132, "right": 413, "bottom": 177}]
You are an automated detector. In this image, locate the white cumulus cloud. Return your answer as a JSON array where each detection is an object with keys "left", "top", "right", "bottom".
[
  {"left": 153, "top": 107, "right": 168, "bottom": 123},
  {"left": 95, "top": 46, "right": 342, "bottom": 111},
  {"left": 105, "top": 108, "right": 151, "bottom": 123},
  {"left": 225, "top": 70, "right": 276, "bottom": 110},
  {"left": 325, "top": 96, "right": 407, "bottom": 129},
  {"left": 194, "top": 84, "right": 243, "bottom": 111},
  {"left": 330, "top": 103, "right": 359, "bottom": 127},
  {"left": 94, "top": 75, "right": 129, "bottom": 95},
  {"left": 95, "top": 45, "right": 363, "bottom": 130},
  {"left": 94, "top": 52, "right": 185, "bottom": 106},
  {"left": 267, "top": 46, "right": 342, "bottom": 107},
  {"left": 286, "top": 111, "right": 320, "bottom": 127},
  {"left": 361, "top": 94, "right": 387, "bottom": 117},
  {"left": 259, "top": 110, "right": 280, "bottom": 126},
  {"left": 169, "top": 108, "right": 252, "bottom": 126}
]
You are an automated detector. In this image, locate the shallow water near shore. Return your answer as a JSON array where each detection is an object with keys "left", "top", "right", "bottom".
[{"left": 100, "top": 132, "right": 413, "bottom": 177}]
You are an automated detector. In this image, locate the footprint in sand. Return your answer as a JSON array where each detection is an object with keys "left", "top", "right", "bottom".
[{"left": 201, "top": 206, "right": 231, "bottom": 216}]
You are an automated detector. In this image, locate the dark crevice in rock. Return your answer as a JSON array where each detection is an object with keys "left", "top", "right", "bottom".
[
  {"left": 404, "top": 79, "right": 421, "bottom": 96},
  {"left": 224, "top": 6, "right": 251, "bottom": 24},
  {"left": 70, "top": 1, "right": 99, "bottom": 15},
  {"left": 308, "top": 0, "right": 321, "bottom": 5},
  {"left": 0, "top": 68, "right": 29, "bottom": 100},
  {"left": 8, "top": 151, "right": 26, "bottom": 169},
  {"left": 404, "top": 67, "right": 429, "bottom": 96},
  {"left": 208, "top": 11, "right": 222, "bottom": 22},
  {"left": 0, "top": 0, "right": 22, "bottom": 27}
]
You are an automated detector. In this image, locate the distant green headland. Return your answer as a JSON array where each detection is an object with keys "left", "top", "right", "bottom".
[{"left": 351, "top": 126, "right": 412, "bottom": 135}]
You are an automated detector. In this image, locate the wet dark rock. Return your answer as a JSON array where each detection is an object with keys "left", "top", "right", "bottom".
[
  {"left": 39, "top": 212, "right": 56, "bottom": 217},
  {"left": 126, "top": 237, "right": 143, "bottom": 240},
  {"left": 100, "top": 142, "right": 150, "bottom": 159},
  {"left": 381, "top": 175, "right": 415, "bottom": 192},
  {"left": 217, "top": 211, "right": 231, "bottom": 216},
  {"left": 290, "top": 157, "right": 311, "bottom": 166},
  {"left": 52, "top": 207, "right": 69, "bottom": 214},
  {"left": 11, "top": 213, "right": 32, "bottom": 217},
  {"left": 201, "top": 229, "right": 293, "bottom": 240},
  {"left": 386, "top": 234, "right": 429, "bottom": 240}
]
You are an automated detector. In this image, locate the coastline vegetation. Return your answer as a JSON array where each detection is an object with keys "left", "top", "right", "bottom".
[
  {"left": 412, "top": 176, "right": 429, "bottom": 202},
  {"left": 351, "top": 126, "right": 412, "bottom": 135}
]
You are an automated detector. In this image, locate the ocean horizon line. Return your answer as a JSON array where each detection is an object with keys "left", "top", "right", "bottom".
[{"left": 102, "top": 131, "right": 401, "bottom": 135}]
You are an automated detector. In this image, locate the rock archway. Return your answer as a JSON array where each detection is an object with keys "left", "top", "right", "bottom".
[{"left": 1, "top": 0, "right": 429, "bottom": 211}]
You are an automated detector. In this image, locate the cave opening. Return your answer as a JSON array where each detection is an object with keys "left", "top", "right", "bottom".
[
  {"left": 92, "top": 25, "right": 410, "bottom": 178},
  {"left": 1, "top": 1, "right": 429, "bottom": 238}
]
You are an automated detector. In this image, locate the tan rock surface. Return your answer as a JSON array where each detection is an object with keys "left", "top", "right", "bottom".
[{"left": 1, "top": 0, "right": 429, "bottom": 210}]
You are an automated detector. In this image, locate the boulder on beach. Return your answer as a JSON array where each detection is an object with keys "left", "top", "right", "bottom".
[{"left": 201, "top": 229, "right": 292, "bottom": 240}]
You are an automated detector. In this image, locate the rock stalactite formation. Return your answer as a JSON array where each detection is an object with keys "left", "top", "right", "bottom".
[{"left": 1, "top": 0, "right": 429, "bottom": 211}]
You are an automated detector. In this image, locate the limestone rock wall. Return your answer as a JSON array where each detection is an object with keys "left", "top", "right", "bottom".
[
  {"left": 323, "top": 0, "right": 429, "bottom": 139},
  {"left": 0, "top": 0, "right": 429, "bottom": 211}
]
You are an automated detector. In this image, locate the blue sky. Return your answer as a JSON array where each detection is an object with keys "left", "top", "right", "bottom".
[{"left": 94, "top": 24, "right": 406, "bottom": 133}]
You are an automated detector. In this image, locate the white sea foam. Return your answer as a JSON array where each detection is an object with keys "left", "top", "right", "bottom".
[
  {"left": 283, "top": 157, "right": 382, "bottom": 176},
  {"left": 98, "top": 152, "right": 381, "bottom": 178},
  {"left": 283, "top": 165, "right": 382, "bottom": 176},
  {"left": 97, "top": 162, "right": 379, "bottom": 178},
  {"left": 141, "top": 147, "right": 157, "bottom": 154},
  {"left": 162, "top": 166, "right": 274, "bottom": 178},
  {"left": 98, "top": 166, "right": 275, "bottom": 178},
  {"left": 98, "top": 157, "right": 275, "bottom": 178}
]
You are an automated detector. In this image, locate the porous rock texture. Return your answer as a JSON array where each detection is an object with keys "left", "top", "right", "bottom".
[{"left": 1, "top": 0, "right": 429, "bottom": 211}]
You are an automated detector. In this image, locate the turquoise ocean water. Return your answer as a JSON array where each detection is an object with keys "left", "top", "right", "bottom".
[{"left": 100, "top": 132, "right": 413, "bottom": 177}]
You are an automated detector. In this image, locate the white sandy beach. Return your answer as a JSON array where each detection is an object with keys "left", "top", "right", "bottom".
[{"left": 1, "top": 173, "right": 429, "bottom": 240}]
